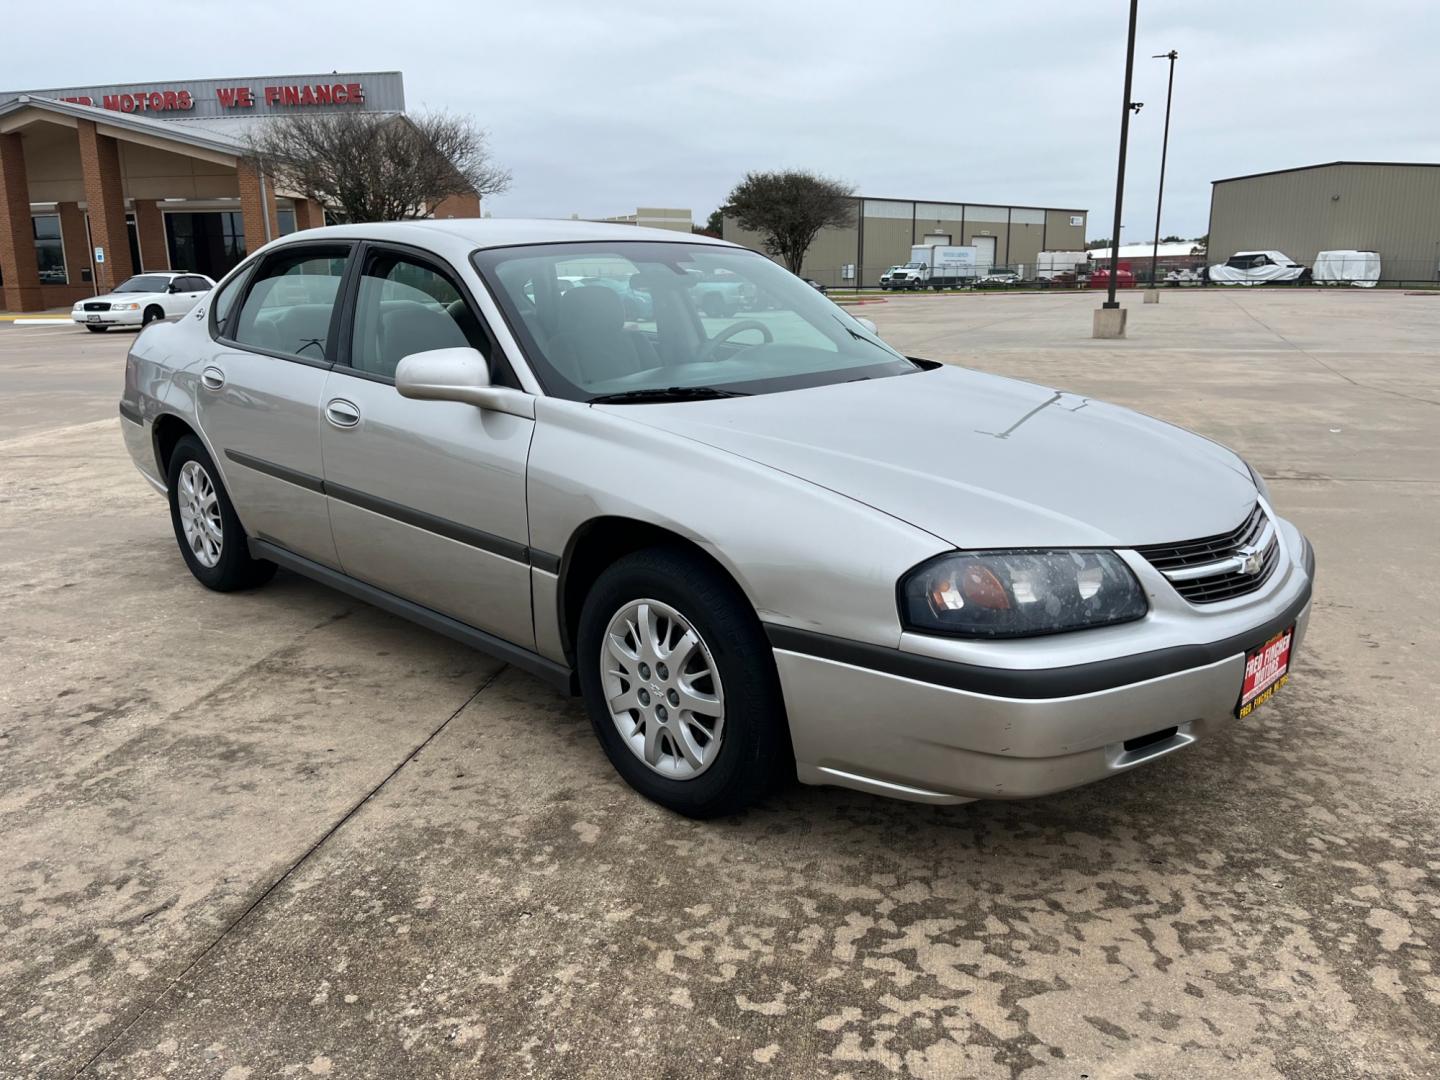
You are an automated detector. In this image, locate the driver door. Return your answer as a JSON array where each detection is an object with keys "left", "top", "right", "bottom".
[{"left": 319, "top": 243, "right": 535, "bottom": 647}]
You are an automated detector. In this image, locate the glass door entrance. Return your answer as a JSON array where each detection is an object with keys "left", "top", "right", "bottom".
[{"left": 165, "top": 212, "right": 246, "bottom": 279}]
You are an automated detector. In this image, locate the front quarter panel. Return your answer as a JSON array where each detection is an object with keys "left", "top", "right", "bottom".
[{"left": 526, "top": 399, "right": 950, "bottom": 656}]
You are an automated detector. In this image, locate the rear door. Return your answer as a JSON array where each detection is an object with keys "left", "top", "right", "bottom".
[
  {"left": 318, "top": 242, "right": 535, "bottom": 647},
  {"left": 197, "top": 243, "right": 352, "bottom": 567}
]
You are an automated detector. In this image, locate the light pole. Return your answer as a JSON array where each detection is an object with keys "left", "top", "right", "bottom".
[
  {"left": 1095, "top": 0, "right": 1142, "bottom": 337},
  {"left": 1147, "top": 50, "right": 1179, "bottom": 297}
]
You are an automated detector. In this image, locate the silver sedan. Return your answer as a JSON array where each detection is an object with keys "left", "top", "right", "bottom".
[{"left": 119, "top": 220, "right": 1314, "bottom": 817}]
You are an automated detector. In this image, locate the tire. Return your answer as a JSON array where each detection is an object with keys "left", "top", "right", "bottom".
[
  {"left": 166, "top": 435, "right": 276, "bottom": 592},
  {"left": 142, "top": 305, "right": 164, "bottom": 326},
  {"left": 86, "top": 325, "right": 108, "bottom": 333},
  {"left": 577, "top": 546, "right": 790, "bottom": 818}
]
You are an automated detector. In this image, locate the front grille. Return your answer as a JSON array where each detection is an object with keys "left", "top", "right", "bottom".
[
  {"left": 84, "top": 302, "right": 110, "bottom": 312},
  {"left": 1135, "top": 503, "right": 1280, "bottom": 604}
]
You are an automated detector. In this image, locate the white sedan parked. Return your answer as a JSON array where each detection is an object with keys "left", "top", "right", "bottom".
[{"left": 73, "top": 272, "right": 215, "bottom": 331}]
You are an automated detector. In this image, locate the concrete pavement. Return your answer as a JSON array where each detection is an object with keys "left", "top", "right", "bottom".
[{"left": 1, "top": 293, "right": 1436, "bottom": 1078}]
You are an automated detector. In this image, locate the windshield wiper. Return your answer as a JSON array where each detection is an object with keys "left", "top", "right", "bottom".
[{"left": 588, "top": 386, "right": 750, "bottom": 404}]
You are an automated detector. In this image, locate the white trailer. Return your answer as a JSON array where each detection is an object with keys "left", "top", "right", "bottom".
[{"left": 1035, "top": 250, "right": 1088, "bottom": 281}]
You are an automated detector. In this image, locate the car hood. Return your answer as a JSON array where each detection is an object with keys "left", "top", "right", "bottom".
[
  {"left": 81, "top": 291, "right": 164, "bottom": 304},
  {"left": 617, "top": 365, "right": 1257, "bottom": 548}
]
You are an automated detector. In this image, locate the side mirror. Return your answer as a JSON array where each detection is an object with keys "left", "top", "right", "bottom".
[
  {"left": 854, "top": 316, "right": 879, "bottom": 336},
  {"left": 395, "top": 347, "right": 534, "bottom": 418},
  {"left": 167, "top": 283, "right": 180, "bottom": 294}
]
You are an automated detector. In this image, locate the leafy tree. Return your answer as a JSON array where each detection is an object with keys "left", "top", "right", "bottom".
[
  {"left": 247, "top": 111, "right": 510, "bottom": 222},
  {"left": 724, "top": 171, "right": 855, "bottom": 274},
  {"left": 1086, "top": 238, "right": 1114, "bottom": 250},
  {"left": 1160, "top": 234, "right": 1185, "bottom": 243},
  {"left": 693, "top": 208, "right": 725, "bottom": 237},
  {"left": 1195, "top": 233, "right": 1209, "bottom": 247}
]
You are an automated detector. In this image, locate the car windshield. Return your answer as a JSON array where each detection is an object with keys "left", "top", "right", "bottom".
[
  {"left": 475, "top": 242, "right": 917, "bottom": 401},
  {"left": 114, "top": 275, "right": 173, "bottom": 293}
]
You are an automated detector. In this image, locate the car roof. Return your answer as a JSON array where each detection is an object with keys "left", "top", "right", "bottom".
[{"left": 276, "top": 218, "right": 739, "bottom": 253}]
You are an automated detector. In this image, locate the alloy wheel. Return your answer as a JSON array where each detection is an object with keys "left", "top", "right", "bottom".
[
  {"left": 601, "top": 599, "right": 725, "bottom": 780},
  {"left": 177, "top": 459, "right": 223, "bottom": 567}
]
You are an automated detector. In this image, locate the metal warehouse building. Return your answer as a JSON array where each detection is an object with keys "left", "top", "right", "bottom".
[
  {"left": 724, "top": 196, "right": 1087, "bottom": 288},
  {"left": 1208, "top": 161, "right": 1440, "bottom": 284}
]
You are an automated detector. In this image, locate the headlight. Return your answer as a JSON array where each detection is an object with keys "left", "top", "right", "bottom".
[
  {"left": 900, "top": 550, "right": 1147, "bottom": 638},
  {"left": 112, "top": 302, "right": 140, "bottom": 311},
  {"left": 1246, "top": 460, "right": 1271, "bottom": 502}
]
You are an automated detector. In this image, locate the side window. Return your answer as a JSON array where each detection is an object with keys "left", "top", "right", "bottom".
[
  {"left": 210, "top": 267, "right": 252, "bottom": 337},
  {"left": 229, "top": 247, "right": 350, "bottom": 361},
  {"left": 350, "top": 250, "right": 488, "bottom": 380},
  {"left": 181, "top": 275, "right": 210, "bottom": 292}
]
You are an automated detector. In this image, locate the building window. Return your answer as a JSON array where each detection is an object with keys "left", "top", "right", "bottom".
[
  {"left": 277, "top": 208, "right": 297, "bottom": 236},
  {"left": 34, "top": 215, "right": 67, "bottom": 285}
]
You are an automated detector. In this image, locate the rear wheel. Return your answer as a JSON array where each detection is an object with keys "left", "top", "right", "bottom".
[
  {"left": 577, "top": 547, "right": 789, "bottom": 817},
  {"left": 166, "top": 435, "right": 275, "bottom": 591}
]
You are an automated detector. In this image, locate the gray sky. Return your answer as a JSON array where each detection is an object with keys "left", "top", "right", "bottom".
[{"left": 10, "top": 1, "right": 1438, "bottom": 240}]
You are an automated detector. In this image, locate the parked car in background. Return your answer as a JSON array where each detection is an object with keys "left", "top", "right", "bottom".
[
  {"left": 73, "top": 272, "right": 215, "bottom": 331},
  {"left": 1207, "top": 251, "right": 1311, "bottom": 286},
  {"left": 1165, "top": 268, "right": 1202, "bottom": 286},
  {"left": 802, "top": 278, "right": 827, "bottom": 294},
  {"left": 878, "top": 265, "right": 905, "bottom": 288},
  {"left": 119, "top": 220, "right": 1314, "bottom": 818},
  {"left": 975, "top": 269, "right": 1022, "bottom": 289}
]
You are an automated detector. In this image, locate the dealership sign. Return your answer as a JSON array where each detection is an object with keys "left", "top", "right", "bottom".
[
  {"left": 57, "top": 82, "right": 366, "bottom": 114},
  {"left": 1, "top": 72, "right": 404, "bottom": 120}
]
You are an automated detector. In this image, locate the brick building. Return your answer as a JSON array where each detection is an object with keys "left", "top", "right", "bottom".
[{"left": 0, "top": 72, "right": 481, "bottom": 311}]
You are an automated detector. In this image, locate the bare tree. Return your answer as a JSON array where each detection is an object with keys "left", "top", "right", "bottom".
[
  {"left": 724, "top": 171, "right": 855, "bottom": 274},
  {"left": 247, "top": 111, "right": 511, "bottom": 223}
]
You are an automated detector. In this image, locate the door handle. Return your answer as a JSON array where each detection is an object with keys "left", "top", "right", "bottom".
[
  {"left": 200, "top": 366, "right": 225, "bottom": 391},
  {"left": 325, "top": 398, "right": 361, "bottom": 428}
]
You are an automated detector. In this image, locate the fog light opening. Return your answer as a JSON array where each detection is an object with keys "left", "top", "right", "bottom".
[{"left": 1123, "top": 726, "right": 1180, "bottom": 754}]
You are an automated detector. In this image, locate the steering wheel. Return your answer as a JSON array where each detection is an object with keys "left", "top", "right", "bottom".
[{"left": 695, "top": 319, "right": 773, "bottom": 363}]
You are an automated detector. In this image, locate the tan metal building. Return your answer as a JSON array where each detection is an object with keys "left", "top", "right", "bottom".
[
  {"left": 595, "top": 207, "right": 692, "bottom": 232},
  {"left": 1208, "top": 162, "right": 1440, "bottom": 283},
  {"left": 723, "top": 195, "right": 1087, "bottom": 288}
]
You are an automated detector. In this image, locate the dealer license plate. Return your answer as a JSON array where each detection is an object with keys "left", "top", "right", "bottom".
[{"left": 1237, "top": 626, "right": 1293, "bottom": 718}]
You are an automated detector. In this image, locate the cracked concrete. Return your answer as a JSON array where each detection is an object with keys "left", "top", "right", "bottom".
[{"left": 1, "top": 289, "right": 1436, "bottom": 1078}]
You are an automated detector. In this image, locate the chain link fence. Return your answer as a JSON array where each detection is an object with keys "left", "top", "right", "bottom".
[{"left": 803, "top": 255, "right": 1440, "bottom": 293}]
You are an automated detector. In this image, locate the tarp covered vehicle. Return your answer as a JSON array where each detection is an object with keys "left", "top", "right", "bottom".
[
  {"left": 1313, "top": 250, "right": 1380, "bottom": 288},
  {"left": 1208, "top": 250, "right": 1311, "bottom": 286}
]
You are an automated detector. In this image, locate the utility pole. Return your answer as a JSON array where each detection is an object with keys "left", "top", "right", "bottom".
[
  {"left": 1094, "top": 0, "right": 1142, "bottom": 338},
  {"left": 1146, "top": 50, "right": 1179, "bottom": 301}
]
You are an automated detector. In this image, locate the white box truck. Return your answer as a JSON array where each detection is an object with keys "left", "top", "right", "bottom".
[{"left": 888, "top": 244, "right": 979, "bottom": 290}]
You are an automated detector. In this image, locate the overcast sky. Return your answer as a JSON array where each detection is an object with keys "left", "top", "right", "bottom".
[{"left": 11, "top": 1, "right": 1439, "bottom": 240}]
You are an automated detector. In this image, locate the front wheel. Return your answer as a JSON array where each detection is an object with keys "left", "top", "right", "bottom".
[
  {"left": 166, "top": 435, "right": 276, "bottom": 591},
  {"left": 142, "top": 305, "right": 165, "bottom": 326},
  {"left": 577, "top": 547, "right": 789, "bottom": 817}
]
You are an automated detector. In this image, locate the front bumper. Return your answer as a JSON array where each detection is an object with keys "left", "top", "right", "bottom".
[
  {"left": 74, "top": 309, "right": 143, "bottom": 327},
  {"left": 773, "top": 522, "right": 1315, "bottom": 805}
]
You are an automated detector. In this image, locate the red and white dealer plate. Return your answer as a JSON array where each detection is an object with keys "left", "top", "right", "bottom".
[{"left": 1237, "top": 626, "right": 1294, "bottom": 718}]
